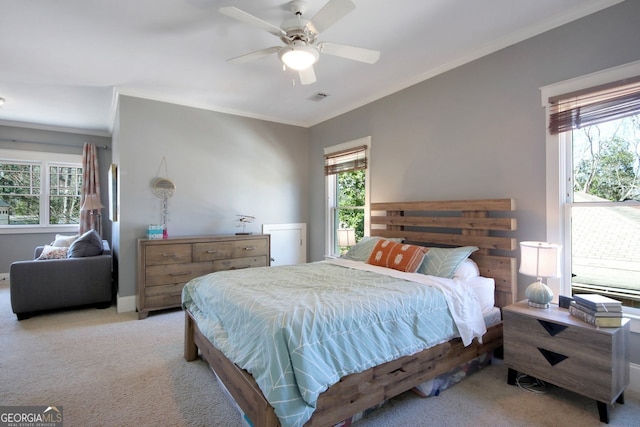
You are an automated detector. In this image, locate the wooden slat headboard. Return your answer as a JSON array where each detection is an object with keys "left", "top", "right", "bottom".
[{"left": 370, "top": 198, "right": 517, "bottom": 308}]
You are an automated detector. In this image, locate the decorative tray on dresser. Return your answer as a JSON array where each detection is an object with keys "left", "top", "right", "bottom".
[
  {"left": 503, "top": 301, "right": 629, "bottom": 424},
  {"left": 137, "top": 234, "right": 270, "bottom": 319}
]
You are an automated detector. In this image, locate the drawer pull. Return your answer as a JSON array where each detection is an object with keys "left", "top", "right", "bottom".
[
  {"left": 231, "top": 266, "right": 250, "bottom": 270},
  {"left": 169, "top": 271, "right": 192, "bottom": 276},
  {"left": 244, "top": 246, "right": 257, "bottom": 251},
  {"left": 206, "top": 250, "right": 219, "bottom": 254},
  {"left": 162, "top": 253, "right": 177, "bottom": 257}
]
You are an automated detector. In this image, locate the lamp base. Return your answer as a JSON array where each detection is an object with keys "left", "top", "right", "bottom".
[
  {"left": 525, "top": 279, "right": 553, "bottom": 309},
  {"left": 528, "top": 300, "right": 550, "bottom": 309}
]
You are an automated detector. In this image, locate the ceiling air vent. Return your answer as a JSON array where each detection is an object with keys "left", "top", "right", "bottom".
[{"left": 308, "top": 92, "right": 329, "bottom": 102}]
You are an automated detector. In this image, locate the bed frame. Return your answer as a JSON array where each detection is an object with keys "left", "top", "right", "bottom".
[{"left": 184, "top": 198, "right": 517, "bottom": 427}]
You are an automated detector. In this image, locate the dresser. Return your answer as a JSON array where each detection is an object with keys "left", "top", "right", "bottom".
[
  {"left": 137, "top": 234, "right": 270, "bottom": 319},
  {"left": 503, "top": 301, "right": 629, "bottom": 423}
]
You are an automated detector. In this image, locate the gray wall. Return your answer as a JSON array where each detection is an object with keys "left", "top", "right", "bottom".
[
  {"left": 307, "top": 0, "right": 640, "bottom": 366},
  {"left": 0, "top": 125, "right": 112, "bottom": 271},
  {"left": 308, "top": 0, "right": 640, "bottom": 297},
  {"left": 113, "top": 96, "right": 309, "bottom": 299}
]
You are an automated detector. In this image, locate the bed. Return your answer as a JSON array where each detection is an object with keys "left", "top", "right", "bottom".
[{"left": 183, "top": 198, "right": 517, "bottom": 427}]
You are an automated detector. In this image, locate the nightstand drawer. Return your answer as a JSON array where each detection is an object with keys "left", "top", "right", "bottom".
[
  {"left": 503, "top": 302, "right": 629, "bottom": 406},
  {"left": 504, "top": 311, "right": 612, "bottom": 362},
  {"left": 504, "top": 312, "right": 614, "bottom": 402}
]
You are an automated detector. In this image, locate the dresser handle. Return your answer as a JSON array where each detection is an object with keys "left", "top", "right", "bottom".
[
  {"left": 244, "top": 246, "right": 257, "bottom": 251},
  {"left": 169, "top": 271, "right": 192, "bottom": 276},
  {"left": 206, "top": 250, "right": 218, "bottom": 254},
  {"left": 162, "top": 253, "right": 176, "bottom": 257},
  {"left": 231, "top": 266, "right": 250, "bottom": 270}
]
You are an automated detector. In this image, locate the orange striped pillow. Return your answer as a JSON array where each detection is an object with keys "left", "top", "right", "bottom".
[{"left": 366, "top": 239, "right": 428, "bottom": 273}]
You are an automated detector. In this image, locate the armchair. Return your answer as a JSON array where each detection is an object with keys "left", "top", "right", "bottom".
[{"left": 10, "top": 240, "right": 113, "bottom": 320}]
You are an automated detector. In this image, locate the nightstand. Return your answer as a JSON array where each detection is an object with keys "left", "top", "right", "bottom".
[{"left": 503, "top": 301, "right": 630, "bottom": 423}]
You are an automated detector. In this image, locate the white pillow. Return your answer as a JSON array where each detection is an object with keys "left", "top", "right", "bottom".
[
  {"left": 37, "top": 245, "right": 69, "bottom": 260},
  {"left": 452, "top": 258, "right": 480, "bottom": 280},
  {"left": 464, "top": 276, "right": 495, "bottom": 313},
  {"left": 51, "top": 234, "right": 79, "bottom": 247}
]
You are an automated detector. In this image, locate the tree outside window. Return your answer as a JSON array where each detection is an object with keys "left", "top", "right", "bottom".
[
  {"left": 0, "top": 160, "right": 82, "bottom": 226},
  {"left": 337, "top": 169, "right": 365, "bottom": 240},
  {"left": 570, "top": 115, "right": 640, "bottom": 307}
]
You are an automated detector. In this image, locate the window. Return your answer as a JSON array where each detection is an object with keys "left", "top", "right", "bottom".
[
  {"left": 0, "top": 150, "right": 83, "bottom": 231},
  {"left": 543, "top": 63, "right": 640, "bottom": 311},
  {"left": 324, "top": 138, "right": 370, "bottom": 257}
]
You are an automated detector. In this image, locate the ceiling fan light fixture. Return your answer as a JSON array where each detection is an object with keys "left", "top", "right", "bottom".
[{"left": 279, "top": 44, "right": 319, "bottom": 71}]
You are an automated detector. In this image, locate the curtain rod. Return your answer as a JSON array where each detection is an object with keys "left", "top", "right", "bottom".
[{"left": 0, "top": 138, "right": 109, "bottom": 149}]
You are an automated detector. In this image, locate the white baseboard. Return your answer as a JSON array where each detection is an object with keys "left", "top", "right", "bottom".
[
  {"left": 629, "top": 362, "right": 640, "bottom": 393},
  {"left": 117, "top": 294, "right": 136, "bottom": 313}
]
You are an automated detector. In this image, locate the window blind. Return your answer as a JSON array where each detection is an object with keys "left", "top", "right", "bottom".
[
  {"left": 548, "top": 76, "right": 640, "bottom": 135},
  {"left": 324, "top": 145, "right": 367, "bottom": 175}
]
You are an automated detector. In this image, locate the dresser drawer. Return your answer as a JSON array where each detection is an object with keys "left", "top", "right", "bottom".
[
  {"left": 213, "top": 256, "right": 268, "bottom": 271},
  {"left": 193, "top": 238, "right": 268, "bottom": 261},
  {"left": 145, "top": 262, "right": 215, "bottom": 287},
  {"left": 138, "top": 234, "right": 270, "bottom": 319},
  {"left": 143, "top": 292, "right": 183, "bottom": 310},
  {"left": 145, "top": 244, "right": 192, "bottom": 265}
]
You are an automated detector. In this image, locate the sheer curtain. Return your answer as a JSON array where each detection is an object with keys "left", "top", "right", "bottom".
[{"left": 79, "top": 143, "right": 101, "bottom": 234}]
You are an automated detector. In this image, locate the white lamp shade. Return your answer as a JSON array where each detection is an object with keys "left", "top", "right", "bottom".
[
  {"left": 337, "top": 228, "right": 356, "bottom": 247},
  {"left": 81, "top": 193, "right": 104, "bottom": 211},
  {"left": 519, "top": 241, "right": 562, "bottom": 278}
]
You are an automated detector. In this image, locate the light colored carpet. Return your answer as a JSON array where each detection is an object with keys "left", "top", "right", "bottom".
[{"left": 1, "top": 280, "right": 638, "bottom": 427}]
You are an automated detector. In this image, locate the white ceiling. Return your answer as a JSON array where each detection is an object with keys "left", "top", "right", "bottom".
[{"left": 0, "top": 0, "right": 623, "bottom": 135}]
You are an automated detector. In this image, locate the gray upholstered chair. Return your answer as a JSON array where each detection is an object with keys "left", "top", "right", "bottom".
[{"left": 10, "top": 240, "right": 113, "bottom": 320}]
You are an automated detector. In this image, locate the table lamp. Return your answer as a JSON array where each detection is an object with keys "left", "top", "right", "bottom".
[
  {"left": 519, "top": 241, "right": 562, "bottom": 308},
  {"left": 337, "top": 227, "right": 356, "bottom": 253}
]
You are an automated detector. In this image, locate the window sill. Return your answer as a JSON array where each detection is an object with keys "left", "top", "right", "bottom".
[
  {"left": 0, "top": 226, "right": 80, "bottom": 235},
  {"left": 624, "top": 307, "right": 640, "bottom": 334}
]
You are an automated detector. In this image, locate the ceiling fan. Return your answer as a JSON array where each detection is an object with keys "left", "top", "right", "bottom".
[{"left": 219, "top": 0, "right": 380, "bottom": 85}]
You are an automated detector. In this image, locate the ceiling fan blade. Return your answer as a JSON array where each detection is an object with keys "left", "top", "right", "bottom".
[
  {"left": 318, "top": 42, "right": 380, "bottom": 64},
  {"left": 306, "top": 0, "right": 356, "bottom": 35},
  {"left": 227, "top": 46, "right": 281, "bottom": 64},
  {"left": 299, "top": 66, "right": 317, "bottom": 85},
  {"left": 219, "top": 7, "right": 286, "bottom": 37}
]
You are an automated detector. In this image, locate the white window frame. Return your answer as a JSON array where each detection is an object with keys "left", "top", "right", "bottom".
[
  {"left": 324, "top": 137, "right": 371, "bottom": 257},
  {"left": 542, "top": 60, "right": 640, "bottom": 322},
  {"left": 0, "top": 149, "right": 82, "bottom": 234}
]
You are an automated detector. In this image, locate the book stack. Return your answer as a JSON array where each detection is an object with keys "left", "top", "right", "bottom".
[{"left": 569, "top": 294, "right": 623, "bottom": 327}]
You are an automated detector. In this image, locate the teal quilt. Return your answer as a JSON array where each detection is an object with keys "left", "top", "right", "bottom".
[{"left": 182, "top": 259, "right": 485, "bottom": 427}]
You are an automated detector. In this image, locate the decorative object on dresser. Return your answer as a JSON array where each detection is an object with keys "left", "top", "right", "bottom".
[
  {"left": 151, "top": 157, "right": 176, "bottom": 239},
  {"left": 519, "top": 241, "right": 562, "bottom": 308},
  {"left": 503, "top": 301, "right": 630, "bottom": 424},
  {"left": 235, "top": 214, "right": 255, "bottom": 235},
  {"left": 569, "top": 293, "right": 623, "bottom": 327},
  {"left": 137, "top": 234, "right": 270, "bottom": 319}
]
